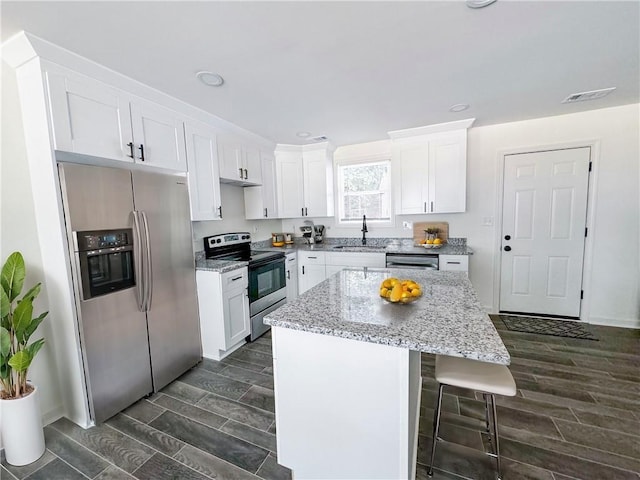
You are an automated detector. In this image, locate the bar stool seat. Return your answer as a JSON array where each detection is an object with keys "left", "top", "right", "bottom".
[
  {"left": 428, "top": 355, "right": 516, "bottom": 480},
  {"left": 435, "top": 355, "right": 517, "bottom": 397}
]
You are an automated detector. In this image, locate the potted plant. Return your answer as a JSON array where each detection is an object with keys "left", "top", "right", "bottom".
[{"left": 1, "top": 251, "right": 47, "bottom": 466}]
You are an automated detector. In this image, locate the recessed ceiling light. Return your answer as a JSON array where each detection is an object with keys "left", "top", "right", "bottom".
[
  {"left": 296, "top": 131, "right": 311, "bottom": 138},
  {"left": 466, "top": 0, "right": 497, "bottom": 8},
  {"left": 196, "top": 71, "right": 224, "bottom": 87},
  {"left": 449, "top": 104, "right": 470, "bottom": 112}
]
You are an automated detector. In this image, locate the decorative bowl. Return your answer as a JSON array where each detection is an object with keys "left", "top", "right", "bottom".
[{"left": 379, "top": 278, "right": 422, "bottom": 304}]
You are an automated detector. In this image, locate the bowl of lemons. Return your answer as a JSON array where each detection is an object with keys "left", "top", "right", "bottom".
[{"left": 379, "top": 277, "right": 422, "bottom": 304}]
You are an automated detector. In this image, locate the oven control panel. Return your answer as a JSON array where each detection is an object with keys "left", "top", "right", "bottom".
[{"left": 75, "top": 229, "right": 133, "bottom": 251}]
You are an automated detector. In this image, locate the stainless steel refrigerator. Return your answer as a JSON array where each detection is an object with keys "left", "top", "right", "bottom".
[{"left": 58, "top": 163, "right": 201, "bottom": 423}]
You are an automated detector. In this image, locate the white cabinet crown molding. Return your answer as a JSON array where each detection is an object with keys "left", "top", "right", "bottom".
[{"left": 388, "top": 118, "right": 476, "bottom": 140}]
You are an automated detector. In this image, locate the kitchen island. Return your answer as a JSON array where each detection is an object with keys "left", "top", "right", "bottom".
[{"left": 264, "top": 267, "right": 509, "bottom": 480}]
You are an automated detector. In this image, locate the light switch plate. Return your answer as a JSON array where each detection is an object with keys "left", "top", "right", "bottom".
[{"left": 402, "top": 221, "right": 413, "bottom": 229}]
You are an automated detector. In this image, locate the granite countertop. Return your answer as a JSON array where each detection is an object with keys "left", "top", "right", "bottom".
[
  {"left": 264, "top": 267, "right": 509, "bottom": 365},
  {"left": 251, "top": 237, "right": 473, "bottom": 256},
  {"left": 194, "top": 251, "right": 247, "bottom": 273}
]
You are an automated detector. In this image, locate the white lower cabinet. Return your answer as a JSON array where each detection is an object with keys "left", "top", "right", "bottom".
[
  {"left": 298, "top": 252, "right": 326, "bottom": 295},
  {"left": 285, "top": 252, "right": 298, "bottom": 301},
  {"left": 439, "top": 255, "right": 469, "bottom": 274},
  {"left": 196, "top": 268, "right": 250, "bottom": 360}
]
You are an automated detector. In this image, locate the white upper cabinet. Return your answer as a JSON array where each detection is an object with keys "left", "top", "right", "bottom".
[
  {"left": 276, "top": 149, "right": 305, "bottom": 218},
  {"left": 218, "top": 136, "right": 263, "bottom": 185},
  {"left": 275, "top": 143, "right": 334, "bottom": 218},
  {"left": 184, "top": 121, "right": 222, "bottom": 221},
  {"left": 46, "top": 67, "right": 186, "bottom": 171},
  {"left": 391, "top": 120, "right": 473, "bottom": 215},
  {"left": 244, "top": 151, "right": 278, "bottom": 219},
  {"left": 129, "top": 97, "right": 187, "bottom": 171},
  {"left": 46, "top": 70, "right": 134, "bottom": 163}
]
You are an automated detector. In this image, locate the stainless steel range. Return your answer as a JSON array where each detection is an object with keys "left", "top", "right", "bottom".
[{"left": 204, "top": 233, "right": 286, "bottom": 341}]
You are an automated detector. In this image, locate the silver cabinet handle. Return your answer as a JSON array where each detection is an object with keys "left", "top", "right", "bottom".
[
  {"left": 424, "top": 202, "right": 427, "bottom": 213},
  {"left": 447, "top": 261, "right": 461, "bottom": 265},
  {"left": 308, "top": 256, "right": 317, "bottom": 259},
  {"left": 431, "top": 201, "right": 434, "bottom": 212}
]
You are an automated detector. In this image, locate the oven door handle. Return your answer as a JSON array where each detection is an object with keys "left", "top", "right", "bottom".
[
  {"left": 131, "top": 211, "right": 146, "bottom": 312},
  {"left": 140, "top": 211, "right": 153, "bottom": 312}
]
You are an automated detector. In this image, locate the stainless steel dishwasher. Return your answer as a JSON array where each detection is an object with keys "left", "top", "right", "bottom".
[{"left": 385, "top": 252, "right": 439, "bottom": 270}]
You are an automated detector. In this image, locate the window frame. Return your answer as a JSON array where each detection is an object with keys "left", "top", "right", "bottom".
[{"left": 334, "top": 155, "right": 394, "bottom": 227}]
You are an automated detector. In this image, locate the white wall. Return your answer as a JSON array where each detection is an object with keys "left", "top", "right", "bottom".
[
  {"left": 307, "top": 105, "right": 639, "bottom": 328},
  {"left": 1, "top": 61, "right": 63, "bottom": 425},
  {"left": 192, "top": 183, "right": 282, "bottom": 252}
]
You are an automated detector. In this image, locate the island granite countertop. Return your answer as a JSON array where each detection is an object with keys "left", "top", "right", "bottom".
[{"left": 264, "top": 267, "right": 510, "bottom": 365}]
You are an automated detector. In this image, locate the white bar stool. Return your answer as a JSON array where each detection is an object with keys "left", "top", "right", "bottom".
[{"left": 427, "top": 355, "right": 517, "bottom": 480}]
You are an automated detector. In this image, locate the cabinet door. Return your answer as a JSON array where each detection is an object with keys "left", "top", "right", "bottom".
[
  {"left": 218, "top": 137, "right": 243, "bottom": 181},
  {"left": 298, "top": 263, "right": 326, "bottom": 295},
  {"left": 244, "top": 146, "right": 263, "bottom": 185},
  {"left": 46, "top": 71, "right": 134, "bottom": 162},
  {"left": 130, "top": 98, "right": 187, "bottom": 171},
  {"left": 395, "top": 143, "right": 429, "bottom": 214},
  {"left": 286, "top": 255, "right": 298, "bottom": 301},
  {"left": 184, "top": 122, "right": 222, "bottom": 221},
  {"left": 303, "top": 150, "right": 332, "bottom": 217},
  {"left": 223, "top": 286, "right": 250, "bottom": 348},
  {"left": 428, "top": 131, "right": 466, "bottom": 213},
  {"left": 244, "top": 151, "right": 278, "bottom": 220},
  {"left": 276, "top": 151, "right": 305, "bottom": 218}
]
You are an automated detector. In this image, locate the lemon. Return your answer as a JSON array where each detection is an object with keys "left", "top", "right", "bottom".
[
  {"left": 426, "top": 239, "right": 434, "bottom": 245},
  {"left": 433, "top": 238, "right": 442, "bottom": 245},
  {"left": 380, "top": 287, "right": 389, "bottom": 297},
  {"left": 389, "top": 283, "right": 403, "bottom": 302}
]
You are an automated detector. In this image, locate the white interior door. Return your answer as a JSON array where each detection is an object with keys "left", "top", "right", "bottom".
[{"left": 500, "top": 147, "right": 590, "bottom": 318}]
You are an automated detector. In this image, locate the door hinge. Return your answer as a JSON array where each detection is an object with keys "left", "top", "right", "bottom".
[
  {"left": 585, "top": 227, "right": 588, "bottom": 237},
  {"left": 580, "top": 290, "right": 584, "bottom": 299},
  {"left": 588, "top": 162, "right": 592, "bottom": 172}
]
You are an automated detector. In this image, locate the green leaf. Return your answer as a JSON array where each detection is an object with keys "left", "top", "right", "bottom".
[
  {"left": 8, "top": 350, "right": 32, "bottom": 373},
  {"left": 12, "top": 297, "right": 33, "bottom": 342},
  {"left": 27, "top": 338, "right": 45, "bottom": 361},
  {"left": 1, "top": 252, "right": 25, "bottom": 303},
  {"left": 0, "top": 363, "right": 9, "bottom": 380},
  {"left": 25, "top": 311, "right": 48, "bottom": 339},
  {"left": 0, "top": 287, "right": 9, "bottom": 318},
  {"left": 20, "top": 283, "right": 41, "bottom": 305},
  {"left": 0, "top": 327, "right": 10, "bottom": 358}
]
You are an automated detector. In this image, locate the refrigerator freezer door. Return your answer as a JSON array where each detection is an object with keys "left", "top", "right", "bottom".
[
  {"left": 131, "top": 171, "right": 202, "bottom": 391},
  {"left": 58, "top": 163, "right": 153, "bottom": 423},
  {"left": 78, "top": 289, "right": 153, "bottom": 423}
]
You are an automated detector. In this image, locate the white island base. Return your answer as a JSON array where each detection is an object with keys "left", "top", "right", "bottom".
[{"left": 272, "top": 326, "right": 422, "bottom": 480}]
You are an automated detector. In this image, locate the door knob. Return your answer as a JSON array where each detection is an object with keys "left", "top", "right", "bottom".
[
  {"left": 504, "top": 246, "right": 512, "bottom": 252},
  {"left": 504, "top": 235, "right": 511, "bottom": 240}
]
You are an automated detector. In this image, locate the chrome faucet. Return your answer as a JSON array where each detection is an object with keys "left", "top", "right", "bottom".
[{"left": 361, "top": 215, "right": 368, "bottom": 245}]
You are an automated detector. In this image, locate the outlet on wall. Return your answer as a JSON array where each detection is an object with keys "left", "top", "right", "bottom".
[
  {"left": 402, "top": 221, "right": 413, "bottom": 230},
  {"left": 253, "top": 225, "right": 259, "bottom": 233}
]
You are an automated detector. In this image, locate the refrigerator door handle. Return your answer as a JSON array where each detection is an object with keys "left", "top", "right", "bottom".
[
  {"left": 131, "top": 211, "right": 145, "bottom": 312},
  {"left": 140, "top": 211, "right": 153, "bottom": 311}
]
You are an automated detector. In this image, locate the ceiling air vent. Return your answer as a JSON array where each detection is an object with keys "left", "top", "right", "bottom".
[
  {"left": 562, "top": 87, "right": 616, "bottom": 104},
  {"left": 310, "top": 135, "right": 328, "bottom": 142}
]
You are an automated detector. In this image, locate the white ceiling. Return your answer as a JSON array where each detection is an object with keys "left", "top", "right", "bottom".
[{"left": 2, "top": 1, "right": 638, "bottom": 146}]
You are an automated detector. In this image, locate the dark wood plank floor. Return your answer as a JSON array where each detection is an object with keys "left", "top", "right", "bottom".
[{"left": 2, "top": 318, "right": 639, "bottom": 480}]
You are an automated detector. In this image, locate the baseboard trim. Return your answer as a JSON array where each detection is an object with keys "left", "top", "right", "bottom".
[
  {"left": 588, "top": 316, "right": 640, "bottom": 329},
  {"left": 42, "top": 404, "right": 65, "bottom": 427}
]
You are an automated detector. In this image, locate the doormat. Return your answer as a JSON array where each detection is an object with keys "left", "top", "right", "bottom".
[{"left": 500, "top": 315, "right": 598, "bottom": 340}]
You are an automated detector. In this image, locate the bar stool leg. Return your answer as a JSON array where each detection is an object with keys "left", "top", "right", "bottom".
[
  {"left": 427, "top": 384, "right": 444, "bottom": 477},
  {"left": 490, "top": 394, "right": 503, "bottom": 480}
]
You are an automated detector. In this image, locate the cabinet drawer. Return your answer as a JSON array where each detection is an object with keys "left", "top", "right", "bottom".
[
  {"left": 439, "top": 255, "right": 469, "bottom": 272},
  {"left": 298, "top": 251, "right": 326, "bottom": 264},
  {"left": 222, "top": 268, "right": 248, "bottom": 290},
  {"left": 325, "top": 252, "right": 386, "bottom": 268}
]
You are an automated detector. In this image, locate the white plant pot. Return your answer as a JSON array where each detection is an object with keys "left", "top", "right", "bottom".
[{"left": 1, "top": 384, "right": 46, "bottom": 466}]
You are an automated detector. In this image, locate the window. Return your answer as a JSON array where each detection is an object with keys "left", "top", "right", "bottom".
[{"left": 336, "top": 160, "right": 392, "bottom": 225}]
